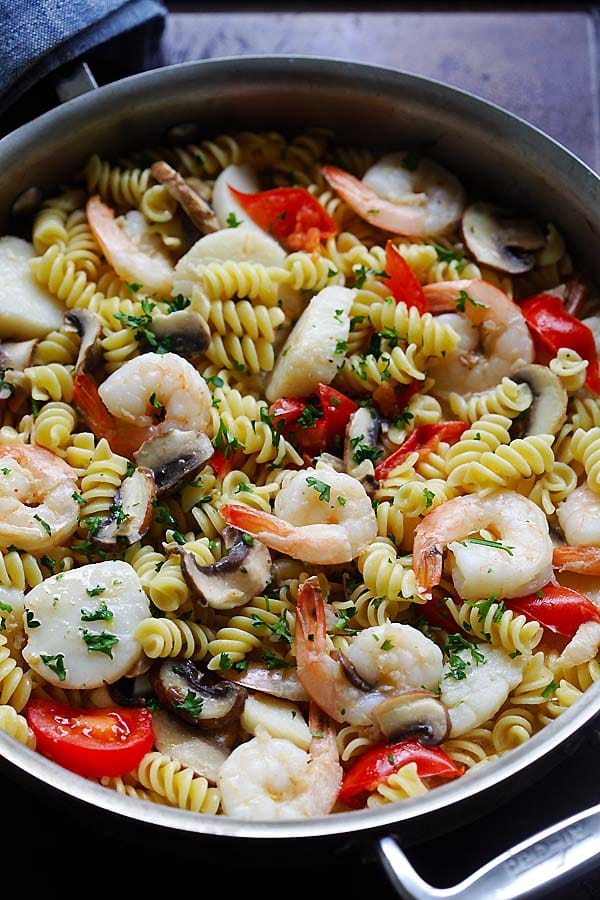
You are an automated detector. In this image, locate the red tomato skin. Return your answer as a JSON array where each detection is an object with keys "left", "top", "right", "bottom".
[
  {"left": 505, "top": 584, "right": 600, "bottom": 638},
  {"left": 26, "top": 700, "right": 154, "bottom": 778},
  {"left": 385, "top": 241, "right": 427, "bottom": 313},
  {"left": 339, "top": 739, "right": 462, "bottom": 808},
  {"left": 374, "top": 421, "right": 467, "bottom": 482}
]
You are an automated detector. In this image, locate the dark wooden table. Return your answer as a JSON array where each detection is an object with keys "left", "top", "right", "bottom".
[{"left": 4, "top": 4, "right": 600, "bottom": 897}]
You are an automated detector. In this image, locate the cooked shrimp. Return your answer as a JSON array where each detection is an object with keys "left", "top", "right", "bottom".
[
  {"left": 440, "top": 645, "right": 525, "bottom": 737},
  {"left": 556, "top": 483, "right": 600, "bottom": 548},
  {"left": 86, "top": 195, "right": 173, "bottom": 295},
  {"left": 221, "top": 467, "right": 377, "bottom": 565},
  {"left": 98, "top": 352, "right": 212, "bottom": 436},
  {"left": 556, "top": 621, "right": 600, "bottom": 671},
  {"left": 322, "top": 154, "right": 464, "bottom": 237},
  {"left": 0, "top": 444, "right": 79, "bottom": 550},
  {"left": 413, "top": 490, "right": 554, "bottom": 601},
  {"left": 295, "top": 576, "right": 443, "bottom": 726},
  {"left": 423, "top": 280, "right": 534, "bottom": 396},
  {"left": 217, "top": 703, "right": 342, "bottom": 819}
]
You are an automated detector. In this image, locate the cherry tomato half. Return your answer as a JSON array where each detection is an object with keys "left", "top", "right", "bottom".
[{"left": 26, "top": 699, "right": 154, "bottom": 778}]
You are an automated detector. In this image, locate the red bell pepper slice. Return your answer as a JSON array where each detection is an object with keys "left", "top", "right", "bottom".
[
  {"left": 385, "top": 240, "right": 427, "bottom": 313},
  {"left": 317, "top": 383, "right": 358, "bottom": 435},
  {"left": 375, "top": 421, "right": 467, "bottom": 482},
  {"left": 228, "top": 186, "right": 338, "bottom": 252},
  {"left": 27, "top": 699, "right": 154, "bottom": 779},
  {"left": 269, "top": 384, "right": 358, "bottom": 457},
  {"left": 505, "top": 583, "right": 600, "bottom": 638},
  {"left": 339, "top": 739, "right": 463, "bottom": 809},
  {"left": 521, "top": 293, "right": 600, "bottom": 393}
]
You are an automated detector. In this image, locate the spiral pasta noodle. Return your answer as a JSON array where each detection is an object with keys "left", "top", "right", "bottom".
[
  {"left": 4, "top": 124, "right": 598, "bottom": 824},
  {"left": 133, "top": 751, "right": 220, "bottom": 813}
]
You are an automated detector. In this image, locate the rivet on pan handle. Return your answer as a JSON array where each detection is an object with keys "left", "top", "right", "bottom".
[{"left": 377, "top": 802, "right": 600, "bottom": 900}]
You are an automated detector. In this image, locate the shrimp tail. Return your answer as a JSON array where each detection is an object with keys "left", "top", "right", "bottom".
[
  {"left": 295, "top": 576, "right": 328, "bottom": 666},
  {"left": 412, "top": 527, "right": 444, "bottom": 601},
  {"left": 73, "top": 371, "right": 146, "bottom": 459},
  {"left": 220, "top": 505, "right": 301, "bottom": 558},
  {"left": 553, "top": 546, "right": 600, "bottom": 575}
]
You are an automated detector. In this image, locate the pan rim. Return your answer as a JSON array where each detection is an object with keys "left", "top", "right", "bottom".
[{"left": 1, "top": 51, "right": 600, "bottom": 842}]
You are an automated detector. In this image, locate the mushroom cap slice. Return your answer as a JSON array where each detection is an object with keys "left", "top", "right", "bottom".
[
  {"left": 134, "top": 428, "right": 214, "bottom": 496},
  {"left": 151, "top": 658, "right": 247, "bottom": 730},
  {"left": 151, "top": 708, "right": 233, "bottom": 783},
  {"left": 462, "top": 202, "right": 546, "bottom": 274},
  {"left": 0, "top": 338, "right": 37, "bottom": 372},
  {"left": 64, "top": 309, "right": 103, "bottom": 373},
  {"left": 370, "top": 690, "right": 450, "bottom": 745},
  {"left": 148, "top": 309, "right": 210, "bottom": 361},
  {"left": 218, "top": 659, "right": 309, "bottom": 702},
  {"left": 511, "top": 363, "right": 567, "bottom": 437},
  {"left": 151, "top": 160, "right": 220, "bottom": 234},
  {"left": 92, "top": 467, "right": 156, "bottom": 549},
  {"left": 170, "top": 526, "right": 272, "bottom": 610},
  {"left": 344, "top": 405, "right": 381, "bottom": 490}
]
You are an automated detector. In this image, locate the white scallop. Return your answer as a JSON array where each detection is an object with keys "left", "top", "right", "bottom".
[{"left": 22, "top": 560, "right": 150, "bottom": 690}]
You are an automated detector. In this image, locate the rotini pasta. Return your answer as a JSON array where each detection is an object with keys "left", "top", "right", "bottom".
[{"left": 2, "top": 125, "right": 596, "bottom": 827}]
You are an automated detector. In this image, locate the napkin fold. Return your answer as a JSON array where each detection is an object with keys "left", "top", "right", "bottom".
[{"left": 0, "top": 0, "right": 166, "bottom": 118}]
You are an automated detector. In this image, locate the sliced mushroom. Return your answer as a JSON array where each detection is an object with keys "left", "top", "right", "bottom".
[
  {"left": 108, "top": 672, "right": 153, "bottom": 707},
  {"left": 0, "top": 338, "right": 37, "bottom": 372},
  {"left": 151, "top": 658, "right": 247, "bottom": 729},
  {"left": 219, "top": 659, "right": 309, "bottom": 702},
  {"left": 0, "top": 338, "right": 38, "bottom": 397},
  {"left": 151, "top": 707, "right": 233, "bottom": 783},
  {"left": 336, "top": 649, "right": 374, "bottom": 692},
  {"left": 151, "top": 160, "right": 220, "bottom": 234},
  {"left": 344, "top": 405, "right": 382, "bottom": 491},
  {"left": 371, "top": 690, "right": 450, "bottom": 746},
  {"left": 169, "top": 525, "right": 271, "bottom": 610},
  {"left": 91, "top": 466, "right": 155, "bottom": 549},
  {"left": 134, "top": 428, "right": 214, "bottom": 496},
  {"left": 147, "top": 308, "right": 210, "bottom": 360},
  {"left": 511, "top": 363, "right": 567, "bottom": 438},
  {"left": 462, "top": 202, "right": 546, "bottom": 274},
  {"left": 64, "top": 309, "right": 103, "bottom": 373}
]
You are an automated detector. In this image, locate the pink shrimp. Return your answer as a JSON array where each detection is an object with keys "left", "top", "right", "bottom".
[
  {"left": 0, "top": 444, "right": 79, "bottom": 550},
  {"left": 422, "top": 279, "right": 535, "bottom": 396},
  {"left": 295, "top": 577, "right": 443, "bottom": 726},
  {"left": 322, "top": 153, "right": 465, "bottom": 237},
  {"left": 86, "top": 195, "right": 173, "bottom": 295}
]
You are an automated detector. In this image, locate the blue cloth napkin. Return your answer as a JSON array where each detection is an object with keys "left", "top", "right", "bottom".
[{"left": 0, "top": 0, "right": 166, "bottom": 117}]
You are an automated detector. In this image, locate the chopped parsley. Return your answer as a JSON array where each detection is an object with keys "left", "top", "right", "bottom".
[
  {"left": 432, "top": 243, "right": 466, "bottom": 271},
  {"left": 24, "top": 609, "right": 40, "bottom": 629},
  {"left": 455, "top": 289, "right": 487, "bottom": 313},
  {"left": 305, "top": 476, "right": 331, "bottom": 502},
  {"left": 212, "top": 419, "right": 244, "bottom": 457},
  {"left": 41, "top": 653, "right": 66, "bottom": 681},
  {"left": 541, "top": 680, "right": 559, "bottom": 699},
  {"left": 81, "top": 600, "right": 113, "bottom": 622},
  {"left": 226, "top": 212, "right": 242, "bottom": 228},
  {"left": 443, "top": 633, "right": 486, "bottom": 680},
  {"left": 165, "top": 294, "right": 191, "bottom": 313},
  {"left": 381, "top": 639, "right": 394, "bottom": 651},
  {"left": 262, "top": 649, "right": 291, "bottom": 670},
  {"left": 175, "top": 690, "right": 204, "bottom": 719},
  {"left": 86, "top": 585, "right": 106, "bottom": 597},
  {"left": 33, "top": 514, "right": 52, "bottom": 536},
  {"left": 423, "top": 488, "right": 435, "bottom": 509},
  {"left": 465, "top": 537, "right": 514, "bottom": 556},
  {"left": 81, "top": 629, "right": 120, "bottom": 658}
]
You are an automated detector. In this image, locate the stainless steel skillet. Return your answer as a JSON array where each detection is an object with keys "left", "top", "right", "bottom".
[{"left": 1, "top": 54, "right": 600, "bottom": 898}]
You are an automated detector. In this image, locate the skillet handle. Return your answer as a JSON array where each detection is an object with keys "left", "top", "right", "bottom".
[{"left": 377, "top": 801, "right": 600, "bottom": 900}]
